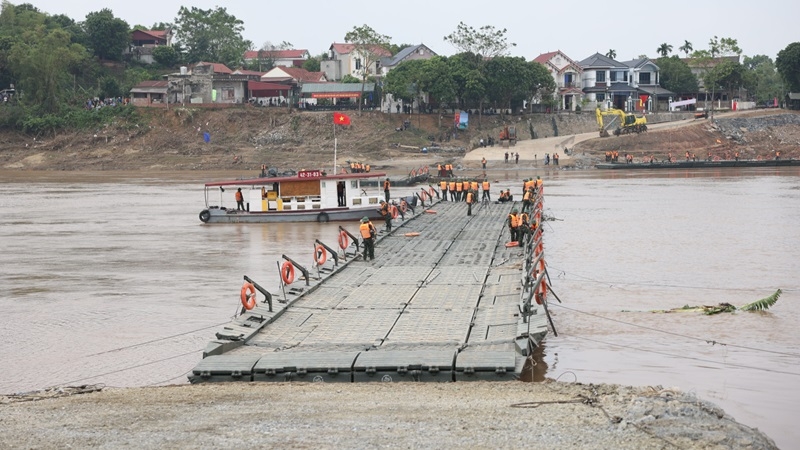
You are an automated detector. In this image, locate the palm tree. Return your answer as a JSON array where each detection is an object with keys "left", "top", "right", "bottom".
[
  {"left": 657, "top": 43, "right": 673, "bottom": 57},
  {"left": 605, "top": 49, "right": 616, "bottom": 59},
  {"left": 679, "top": 40, "right": 693, "bottom": 57}
]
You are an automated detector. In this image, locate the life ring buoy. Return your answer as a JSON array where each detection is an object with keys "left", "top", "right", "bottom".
[
  {"left": 505, "top": 241, "right": 519, "bottom": 248},
  {"left": 399, "top": 202, "right": 407, "bottom": 213},
  {"left": 404, "top": 232, "right": 420, "bottom": 237},
  {"left": 281, "top": 261, "right": 295, "bottom": 285},
  {"left": 536, "top": 278, "right": 547, "bottom": 305},
  {"left": 428, "top": 187, "right": 436, "bottom": 198},
  {"left": 314, "top": 244, "right": 327, "bottom": 266},
  {"left": 390, "top": 205, "right": 398, "bottom": 219},
  {"left": 419, "top": 190, "right": 428, "bottom": 201},
  {"left": 534, "top": 241, "right": 544, "bottom": 256},
  {"left": 338, "top": 230, "right": 349, "bottom": 249},
  {"left": 199, "top": 210, "right": 210, "bottom": 223},
  {"left": 240, "top": 282, "right": 256, "bottom": 310}
]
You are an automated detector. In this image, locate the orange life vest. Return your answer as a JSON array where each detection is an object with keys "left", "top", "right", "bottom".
[
  {"left": 235, "top": 191, "right": 243, "bottom": 202},
  {"left": 482, "top": 181, "right": 490, "bottom": 191},
  {"left": 383, "top": 180, "right": 390, "bottom": 190},
  {"left": 466, "top": 192, "right": 474, "bottom": 203},
  {"left": 440, "top": 181, "right": 447, "bottom": 190},
  {"left": 448, "top": 181, "right": 456, "bottom": 190},
  {"left": 470, "top": 181, "right": 478, "bottom": 191},
  {"left": 508, "top": 213, "right": 520, "bottom": 228},
  {"left": 359, "top": 222, "right": 373, "bottom": 239}
]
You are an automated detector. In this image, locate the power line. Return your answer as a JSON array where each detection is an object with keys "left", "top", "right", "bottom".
[
  {"left": 56, "top": 349, "right": 202, "bottom": 387},
  {"left": 85, "top": 320, "right": 232, "bottom": 357}
]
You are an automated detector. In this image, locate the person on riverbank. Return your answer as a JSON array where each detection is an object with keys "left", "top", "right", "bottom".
[
  {"left": 235, "top": 188, "right": 244, "bottom": 210},
  {"left": 439, "top": 180, "right": 448, "bottom": 201},
  {"left": 466, "top": 189, "right": 475, "bottom": 216},
  {"left": 379, "top": 200, "right": 392, "bottom": 232},
  {"left": 359, "top": 217, "right": 377, "bottom": 261},
  {"left": 482, "top": 180, "right": 491, "bottom": 202},
  {"left": 506, "top": 208, "right": 521, "bottom": 242},
  {"left": 383, "top": 178, "right": 391, "bottom": 202},
  {"left": 482, "top": 157, "right": 487, "bottom": 169}
]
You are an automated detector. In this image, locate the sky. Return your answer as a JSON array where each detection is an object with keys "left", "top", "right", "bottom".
[{"left": 25, "top": 0, "right": 797, "bottom": 62}]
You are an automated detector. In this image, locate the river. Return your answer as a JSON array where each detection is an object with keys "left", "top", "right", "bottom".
[{"left": 0, "top": 168, "right": 798, "bottom": 448}]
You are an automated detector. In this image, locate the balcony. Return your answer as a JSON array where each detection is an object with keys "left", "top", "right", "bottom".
[{"left": 558, "top": 81, "right": 582, "bottom": 89}]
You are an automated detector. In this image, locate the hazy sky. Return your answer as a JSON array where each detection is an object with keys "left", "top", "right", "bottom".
[{"left": 27, "top": 0, "right": 796, "bottom": 61}]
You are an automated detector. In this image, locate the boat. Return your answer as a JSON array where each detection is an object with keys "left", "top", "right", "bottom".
[
  {"left": 596, "top": 159, "right": 799, "bottom": 170},
  {"left": 199, "top": 170, "right": 388, "bottom": 223}
]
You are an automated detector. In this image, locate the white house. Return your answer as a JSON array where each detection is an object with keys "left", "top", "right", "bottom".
[
  {"left": 321, "top": 43, "right": 391, "bottom": 81},
  {"left": 533, "top": 50, "right": 583, "bottom": 111}
]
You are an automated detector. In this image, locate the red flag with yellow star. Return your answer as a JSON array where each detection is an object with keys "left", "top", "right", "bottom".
[{"left": 333, "top": 112, "right": 351, "bottom": 125}]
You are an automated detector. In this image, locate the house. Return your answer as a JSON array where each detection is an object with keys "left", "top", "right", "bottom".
[
  {"left": 166, "top": 63, "right": 249, "bottom": 105},
  {"left": 243, "top": 49, "right": 310, "bottom": 70},
  {"left": 680, "top": 55, "right": 741, "bottom": 105},
  {"left": 620, "top": 58, "right": 674, "bottom": 111},
  {"left": 256, "top": 67, "right": 327, "bottom": 106},
  {"left": 128, "top": 29, "right": 172, "bottom": 64},
  {"left": 579, "top": 53, "right": 636, "bottom": 110},
  {"left": 533, "top": 50, "right": 583, "bottom": 111},
  {"left": 379, "top": 44, "right": 437, "bottom": 75},
  {"left": 129, "top": 80, "right": 168, "bottom": 105},
  {"left": 321, "top": 43, "right": 391, "bottom": 81}
]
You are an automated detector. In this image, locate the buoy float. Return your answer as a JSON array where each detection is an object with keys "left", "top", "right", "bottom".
[
  {"left": 314, "top": 244, "right": 327, "bottom": 266},
  {"left": 424, "top": 210, "right": 437, "bottom": 214},
  {"left": 281, "top": 261, "right": 295, "bottom": 285},
  {"left": 505, "top": 241, "right": 519, "bottom": 247},
  {"left": 338, "top": 230, "right": 349, "bottom": 249},
  {"left": 240, "top": 282, "right": 256, "bottom": 310},
  {"left": 404, "top": 232, "right": 420, "bottom": 237}
]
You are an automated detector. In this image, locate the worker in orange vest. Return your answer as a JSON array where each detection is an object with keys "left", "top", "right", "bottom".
[
  {"left": 359, "top": 217, "right": 377, "bottom": 261},
  {"left": 448, "top": 180, "right": 457, "bottom": 201},
  {"left": 506, "top": 208, "right": 521, "bottom": 242},
  {"left": 455, "top": 180, "right": 463, "bottom": 202},
  {"left": 466, "top": 189, "right": 475, "bottom": 216},
  {"left": 383, "top": 178, "right": 391, "bottom": 202},
  {"left": 440, "top": 180, "right": 448, "bottom": 201},
  {"left": 235, "top": 188, "right": 244, "bottom": 210},
  {"left": 482, "top": 180, "right": 491, "bottom": 201}
]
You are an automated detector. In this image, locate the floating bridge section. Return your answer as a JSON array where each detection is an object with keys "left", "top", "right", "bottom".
[{"left": 190, "top": 193, "right": 551, "bottom": 383}]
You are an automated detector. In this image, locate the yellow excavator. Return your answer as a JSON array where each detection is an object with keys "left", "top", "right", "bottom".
[{"left": 595, "top": 107, "right": 647, "bottom": 137}]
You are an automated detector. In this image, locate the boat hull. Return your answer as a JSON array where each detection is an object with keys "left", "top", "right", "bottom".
[{"left": 200, "top": 206, "right": 382, "bottom": 224}]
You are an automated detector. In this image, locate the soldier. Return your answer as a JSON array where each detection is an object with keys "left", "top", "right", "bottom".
[{"left": 359, "top": 217, "right": 377, "bottom": 261}]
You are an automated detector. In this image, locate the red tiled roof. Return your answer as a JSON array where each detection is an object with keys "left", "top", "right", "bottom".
[
  {"left": 533, "top": 51, "right": 558, "bottom": 64},
  {"left": 243, "top": 49, "right": 308, "bottom": 60},
  {"left": 330, "top": 42, "right": 391, "bottom": 57},
  {"left": 194, "top": 62, "right": 233, "bottom": 74},
  {"left": 234, "top": 69, "right": 267, "bottom": 76},
  {"left": 131, "top": 29, "right": 167, "bottom": 42}
]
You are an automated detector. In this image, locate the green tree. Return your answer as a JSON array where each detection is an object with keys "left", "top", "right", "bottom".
[
  {"left": 340, "top": 74, "right": 360, "bottom": 83},
  {"left": 656, "top": 43, "right": 673, "bottom": 57},
  {"left": 383, "top": 58, "right": 425, "bottom": 109},
  {"left": 679, "top": 40, "right": 693, "bottom": 57},
  {"left": 776, "top": 42, "right": 800, "bottom": 92},
  {"left": 46, "top": 14, "right": 86, "bottom": 45},
  {"left": 302, "top": 57, "right": 320, "bottom": 72},
  {"left": 655, "top": 56, "right": 698, "bottom": 94},
  {"left": 173, "top": 6, "right": 251, "bottom": 68},
  {"left": 152, "top": 45, "right": 180, "bottom": 67},
  {"left": 443, "top": 22, "right": 515, "bottom": 57},
  {"left": 344, "top": 24, "right": 391, "bottom": 114},
  {"left": 742, "top": 55, "right": 784, "bottom": 103},
  {"left": 446, "top": 52, "right": 485, "bottom": 111},
  {"left": 605, "top": 49, "right": 616, "bottom": 59},
  {"left": 485, "top": 57, "right": 554, "bottom": 115},
  {"left": 9, "top": 27, "right": 87, "bottom": 113},
  {"left": 705, "top": 60, "right": 746, "bottom": 101},
  {"left": 83, "top": 9, "right": 130, "bottom": 61}
]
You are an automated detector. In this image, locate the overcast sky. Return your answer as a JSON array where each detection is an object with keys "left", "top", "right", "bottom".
[{"left": 27, "top": 0, "right": 796, "bottom": 62}]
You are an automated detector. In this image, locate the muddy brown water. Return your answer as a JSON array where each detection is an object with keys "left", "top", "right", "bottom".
[{"left": 1, "top": 168, "right": 798, "bottom": 448}]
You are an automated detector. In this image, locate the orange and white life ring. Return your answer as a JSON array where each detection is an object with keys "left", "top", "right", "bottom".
[
  {"left": 428, "top": 187, "right": 436, "bottom": 198},
  {"left": 338, "top": 230, "right": 349, "bottom": 249},
  {"left": 399, "top": 202, "right": 407, "bottom": 213},
  {"left": 390, "top": 205, "right": 398, "bottom": 219},
  {"left": 281, "top": 261, "right": 295, "bottom": 285},
  {"left": 419, "top": 190, "right": 428, "bottom": 201},
  {"left": 314, "top": 244, "right": 327, "bottom": 266},
  {"left": 240, "top": 282, "right": 256, "bottom": 310},
  {"left": 536, "top": 278, "right": 547, "bottom": 305}
]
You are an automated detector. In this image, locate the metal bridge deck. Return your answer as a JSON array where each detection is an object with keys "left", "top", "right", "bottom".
[{"left": 191, "top": 196, "right": 550, "bottom": 383}]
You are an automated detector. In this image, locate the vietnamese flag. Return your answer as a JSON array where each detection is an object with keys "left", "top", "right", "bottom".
[{"left": 334, "top": 112, "right": 351, "bottom": 125}]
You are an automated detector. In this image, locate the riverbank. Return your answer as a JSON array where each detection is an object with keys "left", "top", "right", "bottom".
[{"left": 0, "top": 382, "right": 777, "bottom": 449}]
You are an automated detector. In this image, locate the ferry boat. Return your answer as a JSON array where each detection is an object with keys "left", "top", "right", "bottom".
[{"left": 199, "top": 170, "right": 388, "bottom": 223}]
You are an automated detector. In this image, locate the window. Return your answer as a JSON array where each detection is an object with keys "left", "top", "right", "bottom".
[
  {"left": 355, "top": 58, "right": 361, "bottom": 70},
  {"left": 640, "top": 72, "right": 651, "bottom": 84},
  {"left": 596, "top": 93, "right": 605, "bottom": 101},
  {"left": 596, "top": 71, "right": 606, "bottom": 82}
]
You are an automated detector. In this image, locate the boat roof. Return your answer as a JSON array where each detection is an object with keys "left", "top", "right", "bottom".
[{"left": 204, "top": 171, "right": 388, "bottom": 187}]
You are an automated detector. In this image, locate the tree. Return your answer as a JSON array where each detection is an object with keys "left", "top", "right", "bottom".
[
  {"left": 152, "top": 45, "right": 180, "bottom": 68},
  {"left": 173, "top": 6, "right": 251, "bottom": 68},
  {"left": 656, "top": 43, "right": 673, "bottom": 57},
  {"left": 344, "top": 24, "right": 391, "bottom": 114},
  {"left": 302, "top": 57, "right": 320, "bottom": 72},
  {"left": 9, "top": 27, "right": 87, "bottom": 113},
  {"left": 705, "top": 60, "right": 746, "bottom": 102},
  {"left": 656, "top": 56, "right": 698, "bottom": 94},
  {"left": 447, "top": 52, "right": 485, "bottom": 111},
  {"left": 443, "top": 22, "right": 515, "bottom": 58},
  {"left": 419, "top": 56, "right": 457, "bottom": 120},
  {"left": 743, "top": 55, "right": 784, "bottom": 104},
  {"left": 341, "top": 74, "right": 360, "bottom": 83},
  {"left": 383, "top": 58, "right": 425, "bottom": 110},
  {"left": 776, "top": 42, "right": 800, "bottom": 92},
  {"left": 83, "top": 9, "right": 130, "bottom": 61},
  {"left": 605, "top": 49, "right": 616, "bottom": 59},
  {"left": 679, "top": 40, "right": 693, "bottom": 57}
]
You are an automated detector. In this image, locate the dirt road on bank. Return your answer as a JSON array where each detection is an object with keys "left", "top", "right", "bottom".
[{"left": 1, "top": 382, "right": 777, "bottom": 449}]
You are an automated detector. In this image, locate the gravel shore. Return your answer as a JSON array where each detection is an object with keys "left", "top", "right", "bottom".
[{"left": 1, "top": 381, "right": 777, "bottom": 449}]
